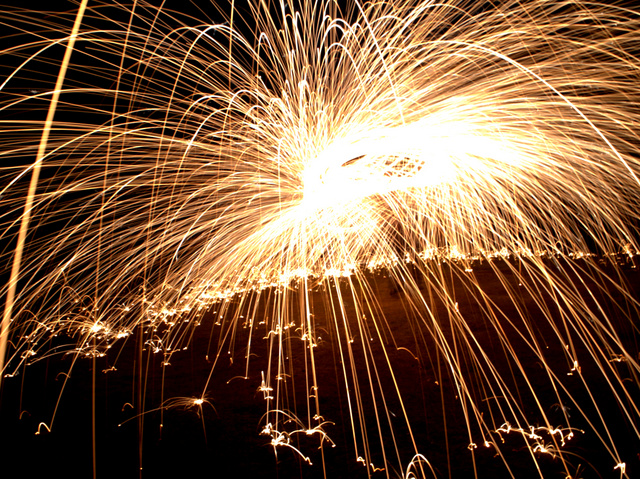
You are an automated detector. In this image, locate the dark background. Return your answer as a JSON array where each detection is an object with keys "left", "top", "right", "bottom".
[
  {"left": 1, "top": 261, "right": 639, "bottom": 479},
  {"left": 2, "top": 2, "right": 640, "bottom": 478}
]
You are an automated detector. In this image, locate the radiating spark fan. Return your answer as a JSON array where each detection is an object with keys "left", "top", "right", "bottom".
[{"left": 1, "top": 1, "right": 640, "bottom": 477}]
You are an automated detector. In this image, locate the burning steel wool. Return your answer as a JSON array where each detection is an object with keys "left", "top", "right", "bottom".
[{"left": 1, "top": 1, "right": 640, "bottom": 477}]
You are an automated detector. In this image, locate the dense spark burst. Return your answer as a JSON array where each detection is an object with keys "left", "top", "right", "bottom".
[{"left": 1, "top": 0, "right": 640, "bottom": 477}]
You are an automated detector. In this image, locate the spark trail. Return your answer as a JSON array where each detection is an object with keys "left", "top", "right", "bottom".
[{"left": 1, "top": 1, "right": 640, "bottom": 477}]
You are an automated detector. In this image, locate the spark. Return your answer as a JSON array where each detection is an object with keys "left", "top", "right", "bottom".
[{"left": 1, "top": 0, "right": 640, "bottom": 477}]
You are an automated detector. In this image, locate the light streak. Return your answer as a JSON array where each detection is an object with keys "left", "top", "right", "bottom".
[{"left": 1, "top": 1, "right": 640, "bottom": 477}]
